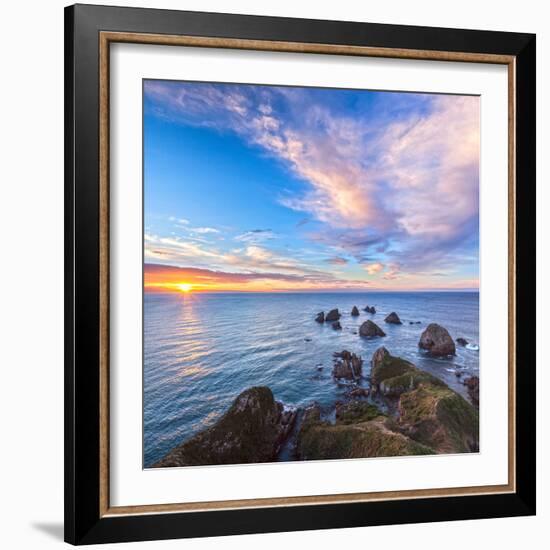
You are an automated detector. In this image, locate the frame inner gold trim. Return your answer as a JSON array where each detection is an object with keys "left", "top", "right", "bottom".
[{"left": 98, "top": 31, "right": 517, "bottom": 518}]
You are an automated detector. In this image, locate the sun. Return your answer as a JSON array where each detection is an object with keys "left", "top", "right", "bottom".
[{"left": 176, "top": 283, "right": 193, "bottom": 293}]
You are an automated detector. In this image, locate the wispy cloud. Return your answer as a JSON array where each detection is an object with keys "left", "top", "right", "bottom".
[{"left": 145, "top": 81, "right": 479, "bottom": 288}]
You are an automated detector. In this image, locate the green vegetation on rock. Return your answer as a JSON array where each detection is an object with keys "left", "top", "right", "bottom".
[
  {"left": 297, "top": 416, "right": 434, "bottom": 461},
  {"left": 398, "top": 384, "right": 479, "bottom": 453},
  {"left": 336, "top": 401, "right": 384, "bottom": 425}
]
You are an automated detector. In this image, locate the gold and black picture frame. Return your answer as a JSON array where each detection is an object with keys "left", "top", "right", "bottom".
[{"left": 65, "top": 4, "right": 535, "bottom": 545}]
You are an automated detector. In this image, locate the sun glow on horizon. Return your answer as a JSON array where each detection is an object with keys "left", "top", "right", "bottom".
[{"left": 176, "top": 282, "right": 193, "bottom": 293}]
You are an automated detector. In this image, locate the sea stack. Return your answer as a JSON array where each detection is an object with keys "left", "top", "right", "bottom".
[
  {"left": 315, "top": 311, "right": 325, "bottom": 323},
  {"left": 351, "top": 306, "right": 360, "bottom": 316},
  {"left": 385, "top": 312, "right": 402, "bottom": 324},
  {"left": 359, "top": 320, "right": 386, "bottom": 338},
  {"left": 418, "top": 323, "right": 456, "bottom": 356},
  {"left": 325, "top": 309, "right": 341, "bottom": 322}
]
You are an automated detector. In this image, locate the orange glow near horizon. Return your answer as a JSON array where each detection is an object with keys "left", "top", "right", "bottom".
[{"left": 144, "top": 265, "right": 479, "bottom": 294}]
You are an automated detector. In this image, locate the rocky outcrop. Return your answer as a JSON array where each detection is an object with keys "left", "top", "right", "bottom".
[
  {"left": 369, "top": 347, "right": 478, "bottom": 452},
  {"left": 456, "top": 337, "right": 468, "bottom": 346},
  {"left": 296, "top": 404, "right": 433, "bottom": 461},
  {"left": 418, "top": 323, "right": 456, "bottom": 356},
  {"left": 332, "top": 321, "right": 342, "bottom": 330},
  {"left": 351, "top": 306, "right": 360, "bottom": 316},
  {"left": 364, "top": 306, "right": 376, "bottom": 314},
  {"left": 153, "top": 387, "right": 296, "bottom": 467},
  {"left": 315, "top": 311, "right": 325, "bottom": 323},
  {"left": 385, "top": 312, "right": 402, "bottom": 324},
  {"left": 332, "top": 350, "right": 363, "bottom": 380},
  {"left": 359, "top": 320, "right": 386, "bottom": 338},
  {"left": 370, "top": 346, "right": 444, "bottom": 397},
  {"left": 463, "top": 376, "right": 479, "bottom": 407},
  {"left": 398, "top": 384, "right": 479, "bottom": 453},
  {"left": 325, "top": 309, "right": 341, "bottom": 322}
]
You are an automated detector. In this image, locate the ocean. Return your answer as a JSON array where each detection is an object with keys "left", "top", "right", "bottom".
[{"left": 143, "top": 291, "right": 479, "bottom": 467}]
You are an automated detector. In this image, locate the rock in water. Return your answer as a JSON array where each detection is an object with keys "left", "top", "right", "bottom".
[
  {"left": 332, "top": 321, "right": 342, "bottom": 330},
  {"left": 418, "top": 323, "right": 456, "bottom": 356},
  {"left": 463, "top": 376, "right": 479, "bottom": 407},
  {"left": 315, "top": 311, "right": 325, "bottom": 323},
  {"left": 456, "top": 337, "right": 469, "bottom": 346},
  {"left": 325, "top": 309, "right": 341, "bottom": 322},
  {"left": 364, "top": 305, "right": 376, "bottom": 314},
  {"left": 351, "top": 306, "right": 360, "bottom": 316},
  {"left": 153, "top": 387, "right": 296, "bottom": 467},
  {"left": 359, "top": 320, "right": 386, "bottom": 338},
  {"left": 332, "top": 351, "right": 363, "bottom": 379},
  {"left": 385, "top": 312, "right": 402, "bottom": 324}
]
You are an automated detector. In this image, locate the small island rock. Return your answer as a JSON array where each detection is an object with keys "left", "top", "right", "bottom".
[
  {"left": 359, "top": 320, "right": 386, "bottom": 338},
  {"left": 351, "top": 306, "right": 360, "bottom": 316},
  {"left": 325, "top": 309, "right": 341, "bottom": 322},
  {"left": 332, "top": 321, "right": 342, "bottom": 330},
  {"left": 332, "top": 350, "right": 363, "bottom": 380},
  {"left": 315, "top": 311, "right": 325, "bottom": 323},
  {"left": 385, "top": 312, "right": 402, "bottom": 324},
  {"left": 418, "top": 323, "right": 456, "bottom": 356},
  {"left": 364, "top": 305, "right": 376, "bottom": 314}
]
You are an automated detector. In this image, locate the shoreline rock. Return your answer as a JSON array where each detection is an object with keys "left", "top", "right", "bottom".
[
  {"left": 463, "top": 376, "right": 479, "bottom": 407},
  {"left": 419, "top": 323, "right": 456, "bottom": 357},
  {"left": 332, "top": 321, "right": 342, "bottom": 330},
  {"left": 359, "top": 319, "right": 386, "bottom": 338},
  {"left": 456, "top": 337, "right": 469, "bottom": 346},
  {"left": 153, "top": 387, "right": 297, "bottom": 467},
  {"left": 315, "top": 311, "right": 325, "bottom": 323}
]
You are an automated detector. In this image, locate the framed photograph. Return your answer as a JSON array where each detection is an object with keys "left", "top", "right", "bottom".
[{"left": 64, "top": 4, "right": 536, "bottom": 545}]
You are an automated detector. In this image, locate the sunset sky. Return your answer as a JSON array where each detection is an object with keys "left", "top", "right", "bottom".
[{"left": 143, "top": 80, "right": 480, "bottom": 293}]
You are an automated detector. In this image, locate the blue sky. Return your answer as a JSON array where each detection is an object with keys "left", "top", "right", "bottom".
[{"left": 143, "top": 80, "right": 479, "bottom": 292}]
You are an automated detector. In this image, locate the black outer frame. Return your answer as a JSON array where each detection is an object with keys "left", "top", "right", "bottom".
[{"left": 64, "top": 3, "right": 536, "bottom": 545}]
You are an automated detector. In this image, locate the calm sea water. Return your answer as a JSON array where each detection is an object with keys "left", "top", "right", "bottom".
[{"left": 144, "top": 291, "right": 479, "bottom": 466}]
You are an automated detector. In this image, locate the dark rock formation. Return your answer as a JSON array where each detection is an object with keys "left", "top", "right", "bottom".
[
  {"left": 332, "top": 350, "right": 363, "bottom": 380},
  {"left": 456, "top": 337, "right": 469, "bottom": 346},
  {"left": 296, "top": 403, "right": 433, "bottom": 461},
  {"left": 364, "top": 305, "right": 376, "bottom": 314},
  {"left": 315, "top": 311, "right": 325, "bottom": 323},
  {"left": 359, "top": 320, "right": 386, "bottom": 338},
  {"left": 332, "top": 321, "right": 342, "bottom": 330},
  {"left": 153, "top": 387, "right": 296, "bottom": 467},
  {"left": 385, "top": 312, "right": 402, "bottom": 324},
  {"left": 463, "top": 376, "right": 479, "bottom": 407},
  {"left": 418, "top": 323, "right": 456, "bottom": 356},
  {"left": 351, "top": 306, "right": 360, "bottom": 316},
  {"left": 325, "top": 309, "right": 341, "bottom": 322}
]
